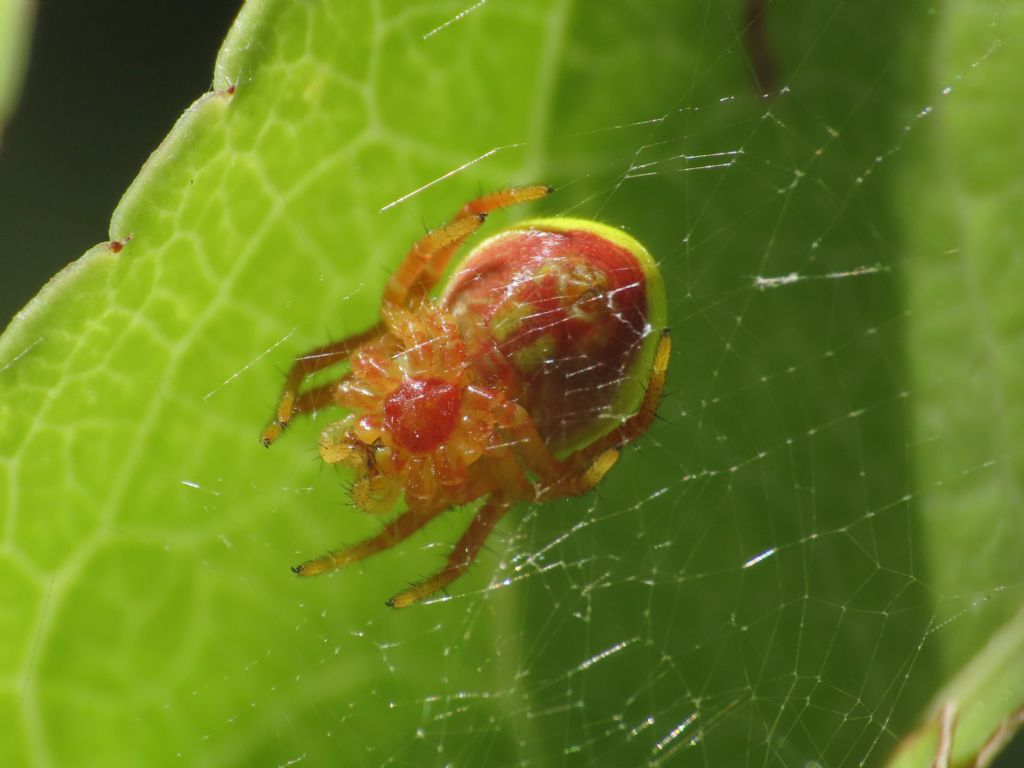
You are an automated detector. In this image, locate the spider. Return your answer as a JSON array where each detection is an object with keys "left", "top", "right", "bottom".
[{"left": 262, "top": 185, "right": 670, "bottom": 608}]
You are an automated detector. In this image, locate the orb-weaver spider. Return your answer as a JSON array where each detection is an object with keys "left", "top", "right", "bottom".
[{"left": 262, "top": 186, "right": 670, "bottom": 608}]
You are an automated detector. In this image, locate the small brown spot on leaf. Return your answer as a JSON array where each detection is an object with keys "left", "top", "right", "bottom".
[{"left": 109, "top": 235, "right": 132, "bottom": 253}]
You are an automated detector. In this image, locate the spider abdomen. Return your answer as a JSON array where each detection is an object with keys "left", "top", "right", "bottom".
[{"left": 443, "top": 218, "right": 666, "bottom": 454}]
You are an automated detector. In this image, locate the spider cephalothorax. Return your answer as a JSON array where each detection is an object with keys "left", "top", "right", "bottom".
[
  {"left": 263, "top": 186, "right": 670, "bottom": 607},
  {"left": 320, "top": 301, "right": 503, "bottom": 514}
]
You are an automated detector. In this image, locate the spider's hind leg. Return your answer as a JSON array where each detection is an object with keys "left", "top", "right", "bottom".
[
  {"left": 535, "top": 448, "right": 621, "bottom": 500},
  {"left": 387, "top": 495, "right": 513, "bottom": 609},
  {"left": 292, "top": 503, "right": 447, "bottom": 578}
]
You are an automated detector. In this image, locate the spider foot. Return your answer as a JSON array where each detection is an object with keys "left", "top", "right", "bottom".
[
  {"left": 387, "top": 572, "right": 456, "bottom": 609},
  {"left": 291, "top": 548, "right": 360, "bottom": 577},
  {"left": 261, "top": 421, "right": 285, "bottom": 447},
  {"left": 584, "top": 448, "right": 620, "bottom": 487}
]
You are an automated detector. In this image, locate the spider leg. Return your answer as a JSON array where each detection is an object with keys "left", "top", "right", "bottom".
[
  {"left": 292, "top": 503, "right": 447, "bottom": 578},
  {"left": 261, "top": 325, "right": 383, "bottom": 446},
  {"left": 291, "top": 378, "right": 346, "bottom": 416},
  {"left": 387, "top": 495, "right": 512, "bottom": 608},
  {"left": 384, "top": 185, "right": 552, "bottom": 306},
  {"left": 535, "top": 449, "right": 621, "bottom": 500},
  {"left": 383, "top": 214, "right": 486, "bottom": 306}
]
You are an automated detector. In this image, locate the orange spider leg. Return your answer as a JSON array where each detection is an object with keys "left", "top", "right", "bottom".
[
  {"left": 292, "top": 503, "right": 448, "bottom": 578},
  {"left": 535, "top": 448, "right": 622, "bottom": 500},
  {"left": 385, "top": 185, "right": 553, "bottom": 306},
  {"left": 453, "top": 185, "right": 554, "bottom": 220},
  {"left": 413, "top": 185, "right": 554, "bottom": 295},
  {"left": 290, "top": 378, "right": 346, "bottom": 417},
  {"left": 261, "top": 325, "right": 383, "bottom": 446},
  {"left": 387, "top": 495, "right": 513, "bottom": 609},
  {"left": 383, "top": 214, "right": 487, "bottom": 307},
  {"left": 292, "top": 447, "right": 514, "bottom": 583}
]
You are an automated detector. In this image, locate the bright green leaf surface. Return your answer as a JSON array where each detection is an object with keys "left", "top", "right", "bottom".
[{"left": 1, "top": 1, "right": 1021, "bottom": 766}]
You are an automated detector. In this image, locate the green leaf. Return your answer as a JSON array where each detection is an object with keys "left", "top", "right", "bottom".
[
  {"left": 887, "top": 606, "right": 1024, "bottom": 768},
  {"left": 888, "top": 0, "right": 1024, "bottom": 764},
  {"left": 0, "top": 0, "right": 33, "bottom": 137},
  {"left": 2, "top": 1, "right": 1021, "bottom": 766}
]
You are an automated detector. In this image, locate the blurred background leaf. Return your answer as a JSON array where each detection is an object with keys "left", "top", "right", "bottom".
[
  {"left": 0, "top": 0, "right": 32, "bottom": 143},
  {"left": 0, "top": 0, "right": 33, "bottom": 141},
  {"left": 1, "top": 1, "right": 1021, "bottom": 766}
]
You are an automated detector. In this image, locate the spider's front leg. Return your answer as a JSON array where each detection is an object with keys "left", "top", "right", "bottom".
[
  {"left": 384, "top": 185, "right": 553, "bottom": 307},
  {"left": 261, "top": 325, "right": 382, "bottom": 446}
]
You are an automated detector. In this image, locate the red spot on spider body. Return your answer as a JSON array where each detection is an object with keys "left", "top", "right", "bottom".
[
  {"left": 226, "top": 83, "right": 236, "bottom": 95},
  {"left": 444, "top": 225, "right": 649, "bottom": 450},
  {"left": 384, "top": 377, "right": 462, "bottom": 453}
]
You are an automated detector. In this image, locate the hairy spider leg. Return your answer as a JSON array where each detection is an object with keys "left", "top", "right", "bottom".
[
  {"left": 292, "top": 504, "right": 449, "bottom": 578},
  {"left": 387, "top": 495, "right": 513, "bottom": 609},
  {"left": 535, "top": 448, "right": 622, "bottom": 500},
  {"left": 291, "top": 377, "right": 348, "bottom": 416},
  {"left": 261, "top": 325, "right": 384, "bottom": 446},
  {"left": 383, "top": 214, "right": 487, "bottom": 307},
  {"left": 291, "top": 450, "right": 518, "bottom": 582},
  {"left": 295, "top": 412, "right": 618, "bottom": 601},
  {"left": 385, "top": 185, "right": 554, "bottom": 306},
  {"left": 413, "top": 185, "right": 554, "bottom": 296},
  {"left": 454, "top": 185, "right": 555, "bottom": 220}
]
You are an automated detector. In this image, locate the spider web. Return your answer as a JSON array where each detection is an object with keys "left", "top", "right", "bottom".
[
  {"left": 5, "top": 1, "right": 1022, "bottom": 767},
  {"left": 179, "top": 4, "right": 1019, "bottom": 767}
]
